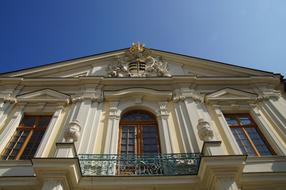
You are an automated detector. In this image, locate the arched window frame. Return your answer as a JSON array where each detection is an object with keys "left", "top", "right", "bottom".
[{"left": 118, "top": 110, "right": 161, "bottom": 155}]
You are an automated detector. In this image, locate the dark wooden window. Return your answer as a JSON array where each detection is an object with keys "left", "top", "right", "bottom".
[
  {"left": 224, "top": 114, "right": 274, "bottom": 156},
  {"left": 119, "top": 110, "right": 160, "bottom": 155},
  {"left": 1, "top": 115, "right": 51, "bottom": 160}
]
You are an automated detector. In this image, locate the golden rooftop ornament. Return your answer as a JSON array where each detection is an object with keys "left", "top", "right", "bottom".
[{"left": 129, "top": 42, "right": 145, "bottom": 54}]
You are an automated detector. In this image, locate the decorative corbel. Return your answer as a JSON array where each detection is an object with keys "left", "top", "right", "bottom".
[
  {"left": 1, "top": 95, "right": 17, "bottom": 104},
  {"left": 197, "top": 118, "right": 214, "bottom": 141},
  {"left": 71, "top": 94, "right": 103, "bottom": 103},
  {"left": 188, "top": 90, "right": 205, "bottom": 103},
  {"left": 64, "top": 120, "right": 81, "bottom": 143}
]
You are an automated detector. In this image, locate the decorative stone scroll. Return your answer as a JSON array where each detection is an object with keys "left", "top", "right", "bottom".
[
  {"left": 64, "top": 120, "right": 81, "bottom": 142},
  {"left": 197, "top": 118, "right": 214, "bottom": 141},
  {"left": 106, "top": 43, "right": 171, "bottom": 78},
  {"left": 0, "top": 94, "right": 17, "bottom": 104}
]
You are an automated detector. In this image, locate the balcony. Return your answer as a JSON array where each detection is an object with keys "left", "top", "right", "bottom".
[{"left": 78, "top": 153, "right": 201, "bottom": 176}]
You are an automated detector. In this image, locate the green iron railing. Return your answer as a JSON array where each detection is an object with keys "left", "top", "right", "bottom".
[{"left": 78, "top": 153, "right": 201, "bottom": 176}]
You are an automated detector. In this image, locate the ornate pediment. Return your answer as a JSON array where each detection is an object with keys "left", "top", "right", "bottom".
[
  {"left": 16, "top": 89, "right": 70, "bottom": 103},
  {"left": 205, "top": 88, "right": 258, "bottom": 104},
  {"left": 106, "top": 43, "right": 171, "bottom": 78}
]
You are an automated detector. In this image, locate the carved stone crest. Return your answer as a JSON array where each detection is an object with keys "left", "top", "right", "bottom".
[{"left": 106, "top": 43, "right": 171, "bottom": 77}]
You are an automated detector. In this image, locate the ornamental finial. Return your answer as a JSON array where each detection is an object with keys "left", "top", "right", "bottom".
[{"left": 129, "top": 42, "right": 145, "bottom": 54}]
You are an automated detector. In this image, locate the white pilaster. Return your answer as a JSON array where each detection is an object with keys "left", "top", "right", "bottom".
[
  {"left": 63, "top": 98, "right": 93, "bottom": 153},
  {"left": 0, "top": 101, "right": 16, "bottom": 129},
  {"left": 35, "top": 108, "right": 64, "bottom": 157},
  {"left": 0, "top": 105, "right": 25, "bottom": 153},
  {"left": 183, "top": 97, "right": 207, "bottom": 152},
  {"left": 104, "top": 101, "right": 120, "bottom": 154},
  {"left": 173, "top": 98, "right": 191, "bottom": 152},
  {"left": 250, "top": 104, "right": 286, "bottom": 155},
  {"left": 212, "top": 105, "right": 241, "bottom": 155},
  {"left": 259, "top": 98, "right": 286, "bottom": 140},
  {"left": 78, "top": 100, "right": 103, "bottom": 153},
  {"left": 157, "top": 102, "right": 173, "bottom": 153},
  {"left": 85, "top": 101, "right": 103, "bottom": 153}
]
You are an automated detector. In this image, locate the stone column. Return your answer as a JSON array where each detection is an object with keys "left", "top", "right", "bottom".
[{"left": 157, "top": 102, "right": 173, "bottom": 153}]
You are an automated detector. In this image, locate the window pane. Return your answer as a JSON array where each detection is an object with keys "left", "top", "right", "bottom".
[
  {"left": 119, "top": 111, "right": 160, "bottom": 155},
  {"left": 121, "top": 111, "right": 154, "bottom": 121},
  {"left": 231, "top": 128, "right": 256, "bottom": 156},
  {"left": 38, "top": 117, "right": 51, "bottom": 128},
  {"left": 143, "top": 138, "right": 157, "bottom": 145},
  {"left": 239, "top": 116, "right": 252, "bottom": 126},
  {"left": 245, "top": 128, "right": 272, "bottom": 156},
  {"left": 1, "top": 116, "right": 49, "bottom": 160},
  {"left": 20, "top": 117, "right": 35, "bottom": 127},
  {"left": 225, "top": 117, "right": 239, "bottom": 126},
  {"left": 225, "top": 114, "right": 274, "bottom": 157}
]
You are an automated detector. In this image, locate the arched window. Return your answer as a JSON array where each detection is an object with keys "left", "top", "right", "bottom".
[{"left": 119, "top": 110, "right": 160, "bottom": 155}]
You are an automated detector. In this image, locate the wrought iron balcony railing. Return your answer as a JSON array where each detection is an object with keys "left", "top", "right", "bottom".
[{"left": 78, "top": 153, "right": 201, "bottom": 176}]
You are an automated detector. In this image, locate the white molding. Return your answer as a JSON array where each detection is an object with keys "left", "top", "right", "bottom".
[
  {"left": 104, "top": 101, "right": 120, "bottom": 154},
  {"left": 35, "top": 108, "right": 64, "bottom": 157},
  {"left": 16, "top": 89, "right": 70, "bottom": 104},
  {"left": 258, "top": 100, "right": 286, "bottom": 143},
  {"left": 157, "top": 101, "right": 173, "bottom": 153},
  {"left": 250, "top": 105, "right": 286, "bottom": 155},
  {"left": 206, "top": 88, "right": 258, "bottom": 104},
  {"left": 211, "top": 105, "right": 242, "bottom": 155},
  {"left": 0, "top": 101, "right": 16, "bottom": 130},
  {"left": 0, "top": 105, "right": 25, "bottom": 153},
  {"left": 104, "top": 87, "right": 172, "bottom": 101}
]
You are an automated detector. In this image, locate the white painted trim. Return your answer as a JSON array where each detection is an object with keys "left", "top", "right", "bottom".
[
  {"left": 35, "top": 108, "right": 63, "bottom": 158},
  {"left": 211, "top": 106, "right": 242, "bottom": 155},
  {"left": 0, "top": 102, "right": 15, "bottom": 130},
  {"left": 250, "top": 106, "right": 286, "bottom": 155},
  {"left": 0, "top": 106, "right": 25, "bottom": 153},
  {"left": 85, "top": 102, "right": 102, "bottom": 153}
]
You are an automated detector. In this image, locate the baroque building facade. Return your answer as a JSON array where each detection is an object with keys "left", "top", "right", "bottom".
[{"left": 0, "top": 43, "right": 286, "bottom": 190}]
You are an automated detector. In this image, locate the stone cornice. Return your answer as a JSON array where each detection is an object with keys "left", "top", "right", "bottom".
[{"left": 0, "top": 75, "right": 281, "bottom": 86}]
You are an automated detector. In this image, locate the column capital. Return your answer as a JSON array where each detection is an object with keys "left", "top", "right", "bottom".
[{"left": 157, "top": 101, "right": 169, "bottom": 117}]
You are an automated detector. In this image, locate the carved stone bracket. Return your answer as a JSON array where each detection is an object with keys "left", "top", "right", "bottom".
[
  {"left": 64, "top": 120, "right": 81, "bottom": 142},
  {"left": 71, "top": 93, "right": 103, "bottom": 103},
  {"left": 0, "top": 94, "right": 17, "bottom": 104},
  {"left": 256, "top": 92, "right": 280, "bottom": 103},
  {"left": 197, "top": 118, "right": 214, "bottom": 141},
  {"left": 172, "top": 95, "right": 186, "bottom": 103},
  {"left": 172, "top": 89, "right": 204, "bottom": 103}
]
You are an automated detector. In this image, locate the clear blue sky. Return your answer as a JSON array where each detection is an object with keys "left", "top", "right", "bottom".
[{"left": 0, "top": 0, "right": 285, "bottom": 76}]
